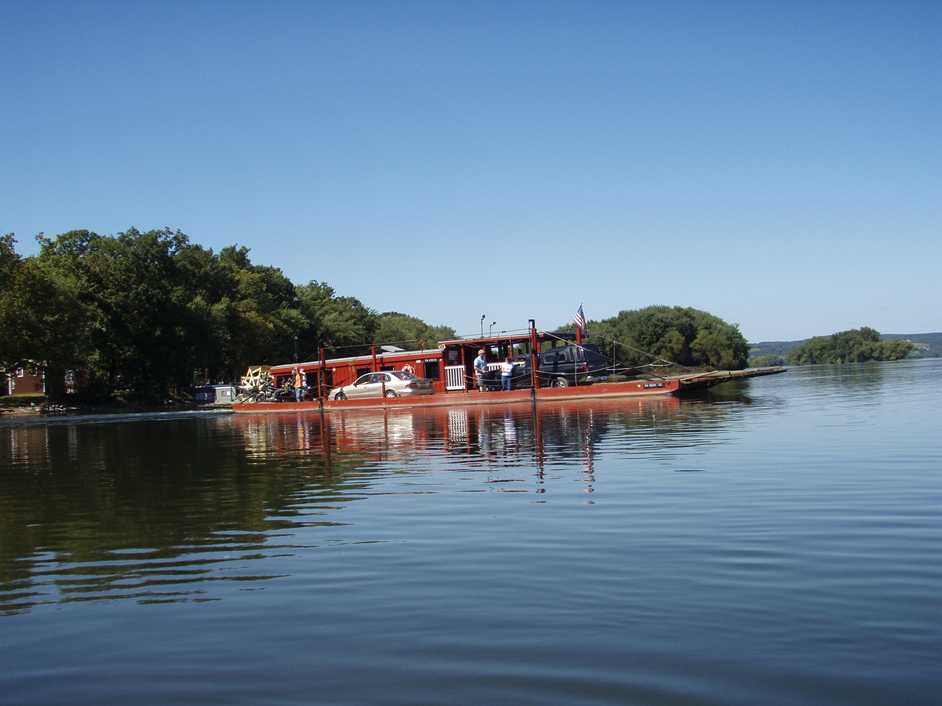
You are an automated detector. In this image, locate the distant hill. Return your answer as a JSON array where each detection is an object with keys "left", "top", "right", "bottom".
[
  {"left": 879, "top": 332, "right": 942, "bottom": 357},
  {"left": 749, "top": 332, "right": 942, "bottom": 364}
]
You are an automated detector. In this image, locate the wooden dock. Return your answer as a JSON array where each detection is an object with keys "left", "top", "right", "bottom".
[{"left": 676, "top": 366, "right": 787, "bottom": 391}]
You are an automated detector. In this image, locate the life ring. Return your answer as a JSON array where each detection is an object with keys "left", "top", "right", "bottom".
[{"left": 402, "top": 364, "right": 415, "bottom": 376}]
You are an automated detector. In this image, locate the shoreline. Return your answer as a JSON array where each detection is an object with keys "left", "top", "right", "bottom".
[{"left": 0, "top": 402, "right": 233, "bottom": 421}]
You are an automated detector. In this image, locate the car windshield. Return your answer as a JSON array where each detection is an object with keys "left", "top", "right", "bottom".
[{"left": 391, "top": 371, "right": 414, "bottom": 380}]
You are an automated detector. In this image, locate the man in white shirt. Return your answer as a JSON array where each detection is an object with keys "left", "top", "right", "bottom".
[
  {"left": 473, "top": 349, "right": 488, "bottom": 391},
  {"left": 500, "top": 356, "right": 514, "bottom": 391}
]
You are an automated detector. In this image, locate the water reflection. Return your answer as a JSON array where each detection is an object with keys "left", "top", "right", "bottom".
[
  {"left": 3, "top": 362, "right": 940, "bottom": 706},
  {"left": 1, "top": 392, "right": 755, "bottom": 615}
]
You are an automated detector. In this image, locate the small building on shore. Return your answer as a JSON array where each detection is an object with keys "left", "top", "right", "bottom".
[{"left": 3, "top": 367, "right": 45, "bottom": 396}]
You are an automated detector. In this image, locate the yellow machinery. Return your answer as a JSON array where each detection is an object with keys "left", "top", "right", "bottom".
[{"left": 240, "top": 366, "right": 272, "bottom": 388}]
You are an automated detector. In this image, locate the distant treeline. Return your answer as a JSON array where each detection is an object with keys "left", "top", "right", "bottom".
[
  {"left": 0, "top": 229, "right": 453, "bottom": 400},
  {"left": 750, "top": 328, "right": 933, "bottom": 366},
  {"left": 785, "top": 327, "right": 913, "bottom": 365},
  {"left": 579, "top": 306, "right": 750, "bottom": 371}
]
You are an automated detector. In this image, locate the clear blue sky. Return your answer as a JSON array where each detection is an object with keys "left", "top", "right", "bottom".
[{"left": 2, "top": 0, "right": 939, "bottom": 341}]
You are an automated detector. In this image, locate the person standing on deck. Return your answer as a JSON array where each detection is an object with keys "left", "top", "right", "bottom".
[
  {"left": 500, "top": 355, "right": 514, "bottom": 391},
  {"left": 293, "top": 367, "right": 304, "bottom": 402},
  {"left": 473, "top": 348, "right": 488, "bottom": 391}
]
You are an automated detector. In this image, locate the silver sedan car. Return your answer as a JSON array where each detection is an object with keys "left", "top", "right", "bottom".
[{"left": 329, "top": 371, "right": 434, "bottom": 400}]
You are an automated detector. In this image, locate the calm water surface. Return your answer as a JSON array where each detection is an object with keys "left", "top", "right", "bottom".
[{"left": 1, "top": 360, "right": 940, "bottom": 705}]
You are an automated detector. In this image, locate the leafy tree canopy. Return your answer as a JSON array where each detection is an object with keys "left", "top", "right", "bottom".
[
  {"left": 787, "top": 327, "right": 913, "bottom": 365},
  {"left": 578, "top": 305, "right": 750, "bottom": 371},
  {"left": 0, "top": 228, "right": 450, "bottom": 400},
  {"left": 374, "top": 312, "right": 455, "bottom": 351}
]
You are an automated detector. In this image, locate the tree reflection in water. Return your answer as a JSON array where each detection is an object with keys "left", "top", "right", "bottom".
[{"left": 0, "top": 389, "right": 760, "bottom": 615}]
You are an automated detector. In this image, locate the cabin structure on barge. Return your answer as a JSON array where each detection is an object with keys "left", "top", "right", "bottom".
[{"left": 268, "top": 324, "right": 581, "bottom": 397}]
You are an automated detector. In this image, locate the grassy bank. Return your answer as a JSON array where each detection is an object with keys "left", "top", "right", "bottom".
[{"left": 0, "top": 394, "right": 46, "bottom": 408}]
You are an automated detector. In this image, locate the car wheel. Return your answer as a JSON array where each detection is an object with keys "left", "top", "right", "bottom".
[
  {"left": 385, "top": 390, "right": 398, "bottom": 398},
  {"left": 335, "top": 391, "right": 346, "bottom": 401},
  {"left": 553, "top": 377, "right": 569, "bottom": 388}
]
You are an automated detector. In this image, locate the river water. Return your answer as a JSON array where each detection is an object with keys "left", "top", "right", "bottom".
[{"left": 1, "top": 359, "right": 940, "bottom": 705}]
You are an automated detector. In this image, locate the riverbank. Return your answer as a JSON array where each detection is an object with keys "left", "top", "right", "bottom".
[{"left": 0, "top": 397, "right": 233, "bottom": 419}]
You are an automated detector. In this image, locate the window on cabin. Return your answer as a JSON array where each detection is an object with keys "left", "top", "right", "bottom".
[{"left": 423, "top": 359, "right": 440, "bottom": 380}]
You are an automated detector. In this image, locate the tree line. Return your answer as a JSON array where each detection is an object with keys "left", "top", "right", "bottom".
[
  {"left": 787, "top": 327, "right": 913, "bottom": 365},
  {"left": 1, "top": 228, "right": 758, "bottom": 401},
  {"left": 0, "top": 229, "right": 453, "bottom": 400}
]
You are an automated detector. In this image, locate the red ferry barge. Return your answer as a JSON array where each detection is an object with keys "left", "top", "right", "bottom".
[{"left": 232, "top": 321, "right": 785, "bottom": 414}]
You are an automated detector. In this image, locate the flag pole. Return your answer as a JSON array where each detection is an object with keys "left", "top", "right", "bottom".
[{"left": 574, "top": 304, "right": 583, "bottom": 385}]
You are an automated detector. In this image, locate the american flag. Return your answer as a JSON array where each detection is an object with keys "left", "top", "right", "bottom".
[{"left": 574, "top": 304, "right": 588, "bottom": 337}]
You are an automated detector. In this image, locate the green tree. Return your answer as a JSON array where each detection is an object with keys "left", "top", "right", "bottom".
[
  {"left": 294, "top": 281, "right": 377, "bottom": 357},
  {"left": 2, "top": 226, "right": 476, "bottom": 401},
  {"left": 580, "top": 306, "right": 749, "bottom": 371},
  {"left": 0, "top": 239, "right": 89, "bottom": 398},
  {"left": 0, "top": 233, "right": 17, "bottom": 287},
  {"left": 788, "top": 327, "right": 914, "bottom": 365},
  {"left": 374, "top": 312, "right": 455, "bottom": 350},
  {"left": 0, "top": 234, "right": 23, "bottom": 370}
]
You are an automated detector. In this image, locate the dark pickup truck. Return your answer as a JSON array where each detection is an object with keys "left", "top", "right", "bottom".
[{"left": 481, "top": 344, "right": 610, "bottom": 390}]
